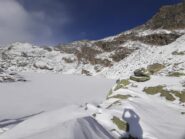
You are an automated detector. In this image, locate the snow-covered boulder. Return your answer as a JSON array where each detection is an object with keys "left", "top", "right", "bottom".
[{"left": 33, "top": 61, "right": 53, "bottom": 70}]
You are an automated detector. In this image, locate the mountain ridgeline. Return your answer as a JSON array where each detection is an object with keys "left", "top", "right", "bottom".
[
  {"left": 0, "top": 1, "right": 185, "bottom": 78},
  {"left": 1, "top": 2, "right": 185, "bottom": 139}
]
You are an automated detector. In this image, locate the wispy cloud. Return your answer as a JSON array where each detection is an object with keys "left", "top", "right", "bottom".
[{"left": 0, "top": 0, "right": 70, "bottom": 46}]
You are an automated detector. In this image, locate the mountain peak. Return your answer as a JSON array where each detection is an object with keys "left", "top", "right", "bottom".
[{"left": 145, "top": 1, "right": 185, "bottom": 29}]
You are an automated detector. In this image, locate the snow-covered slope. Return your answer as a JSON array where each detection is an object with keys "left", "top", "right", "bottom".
[
  {"left": 1, "top": 35, "right": 185, "bottom": 138},
  {"left": 0, "top": 106, "right": 113, "bottom": 139},
  {"left": 0, "top": 32, "right": 184, "bottom": 79},
  {"left": 103, "top": 34, "right": 185, "bottom": 79},
  {"left": 95, "top": 75, "right": 185, "bottom": 139},
  {"left": 0, "top": 2, "right": 185, "bottom": 139},
  {"left": 1, "top": 73, "right": 185, "bottom": 139}
]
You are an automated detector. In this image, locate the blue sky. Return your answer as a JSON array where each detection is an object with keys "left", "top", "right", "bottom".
[{"left": 0, "top": 0, "right": 182, "bottom": 46}]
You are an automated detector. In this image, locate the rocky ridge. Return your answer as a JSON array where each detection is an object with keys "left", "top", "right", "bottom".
[{"left": 0, "top": 2, "right": 185, "bottom": 79}]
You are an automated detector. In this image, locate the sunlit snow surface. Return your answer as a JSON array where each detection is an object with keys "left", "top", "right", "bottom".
[
  {"left": 1, "top": 73, "right": 185, "bottom": 139},
  {"left": 1, "top": 33, "right": 185, "bottom": 139},
  {"left": 0, "top": 72, "right": 115, "bottom": 139},
  {"left": 0, "top": 72, "right": 115, "bottom": 118},
  {"left": 0, "top": 105, "right": 114, "bottom": 139}
]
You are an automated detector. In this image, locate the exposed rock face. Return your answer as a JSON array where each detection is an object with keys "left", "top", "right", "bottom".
[
  {"left": 110, "top": 47, "right": 134, "bottom": 62},
  {"left": 135, "top": 33, "right": 181, "bottom": 46},
  {"left": 110, "top": 1, "right": 185, "bottom": 46},
  {"left": 145, "top": 2, "right": 185, "bottom": 29},
  {"left": 114, "top": 32, "right": 181, "bottom": 46},
  {"left": 95, "top": 41, "right": 121, "bottom": 52},
  {"left": 51, "top": 2, "right": 185, "bottom": 72},
  {"left": 57, "top": 40, "right": 135, "bottom": 67},
  {"left": 81, "top": 69, "right": 91, "bottom": 76}
]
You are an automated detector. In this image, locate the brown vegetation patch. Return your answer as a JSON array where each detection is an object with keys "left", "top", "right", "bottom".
[{"left": 110, "top": 47, "right": 134, "bottom": 62}]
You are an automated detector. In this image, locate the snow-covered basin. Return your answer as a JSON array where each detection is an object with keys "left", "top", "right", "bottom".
[{"left": 0, "top": 72, "right": 115, "bottom": 120}]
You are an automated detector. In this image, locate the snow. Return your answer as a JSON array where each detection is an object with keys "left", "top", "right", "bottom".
[
  {"left": 0, "top": 72, "right": 115, "bottom": 119},
  {"left": 136, "top": 29, "right": 172, "bottom": 36},
  {"left": 1, "top": 32, "right": 185, "bottom": 80},
  {"left": 0, "top": 72, "right": 116, "bottom": 138},
  {"left": 97, "top": 74, "right": 185, "bottom": 139},
  {"left": 103, "top": 34, "right": 185, "bottom": 79},
  {"left": 4, "top": 73, "right": 185, "bottom": 139},
  {"left": 33, "top": 61, "right": 53, "bottom": 70},
  {"left": 0, "top": 30, "right": 185, "bottom": 139},
  {"left": 0, "top": 105, "right": 113, "bottom": 139}
]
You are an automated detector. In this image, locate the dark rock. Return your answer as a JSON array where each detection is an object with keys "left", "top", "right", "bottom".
[
  {"left": 134, "top": 68, "right": 150, "bottom": 77},
  {"left": 81, "top": 69, "right": 91, "bottom": 76},
  {"left": 2, "top": 76, "right": 15, "bottom": 82},
  {"left": 135, "top": 33, "right": 181, "bottom": 46},
  {"left": 130, "top": 75, "right": 150, "bottom": 82},
  {"left": 62, "top": 57, "right": 75, "bottom": 63},
  {"left": 0, "top": 68, "right": 4, "bottom": 73},
  {"left": 95, "top": 41, "right": 120, "bottom": 52},
  {"left": 145, "top": 2, "right": 185, "bottom": 29},
  {"left": 130, "top": 68, "right": 151, "bottom": 82},
  {"left": 111, "top": 47, "right": 134, "bottom": 62}
]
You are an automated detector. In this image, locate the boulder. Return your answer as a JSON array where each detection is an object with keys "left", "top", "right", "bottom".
[
  {"left": 33, "top": 61, "right": 53, "bottom": 70},
  {"left": 130, "top": 75, "right": 150, "bottom": 82},
  {"left": 81, "top": 69, "right": 91, "bottom": 76},
  {"left": 134, "top": 68, "right": 150, "bottom": 77}
]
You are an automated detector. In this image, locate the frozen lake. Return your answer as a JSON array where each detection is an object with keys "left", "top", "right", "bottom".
[{"left": 0, "top": 72, "right": 115, "bottom": 120}]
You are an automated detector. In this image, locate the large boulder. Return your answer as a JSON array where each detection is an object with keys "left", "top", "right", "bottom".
[
  {"left": 134, "top": 68, "right": 150, "bottom": 77},
  {"left": 130, "top": 75, "right": 150, "bottom": 82},
  {"left": 130, "top": 68, "right": 151, "bottom": 82},
  {"left": 33, "top": 61, "right": 53, "bottom": 70}
]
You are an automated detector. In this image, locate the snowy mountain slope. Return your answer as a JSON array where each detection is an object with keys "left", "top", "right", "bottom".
[
  {"left": 94, "top": 75, "right": 185, "bottom": 139},
  {"left": 0, "top": 2, "right": 185, "bottom": 77},
  {"left": 103, "top": 33, "right": 185, "bottom": 79},
  {"left": 0, "top": 1, "right": 185, "bottom": 139},
  {"left": 0, "top": 31, "right": 184, "bottom": 79}
]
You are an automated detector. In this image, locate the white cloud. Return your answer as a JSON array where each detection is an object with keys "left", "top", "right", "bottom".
[{"left": 0, "top": 0, "right": 52, "bottom": 46}]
